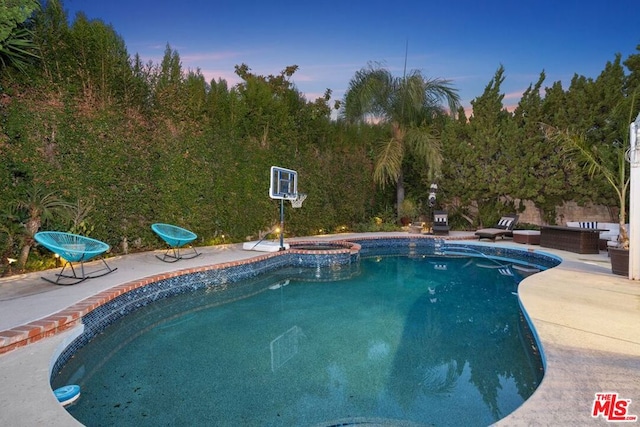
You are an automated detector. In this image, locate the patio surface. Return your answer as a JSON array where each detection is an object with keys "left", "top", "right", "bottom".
[{"left": 0, "top": 232, "right": 638, "bottom": 426}]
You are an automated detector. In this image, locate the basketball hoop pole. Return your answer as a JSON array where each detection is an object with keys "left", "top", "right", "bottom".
[{"left": 279, "top": 199, "right": 285, "bottom": 251}]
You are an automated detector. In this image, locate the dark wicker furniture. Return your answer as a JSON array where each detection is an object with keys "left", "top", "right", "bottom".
[{"left": 540, "top": 226, "right": 606, "bottom": 254}]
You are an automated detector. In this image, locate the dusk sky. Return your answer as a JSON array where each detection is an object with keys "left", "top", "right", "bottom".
[{"left": 62, "top": 0, "right": 639, "bottom": 114}]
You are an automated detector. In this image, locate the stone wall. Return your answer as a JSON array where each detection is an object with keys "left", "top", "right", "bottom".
[{"left": 518, "top": 200, "right": 616, "bottom": 226}]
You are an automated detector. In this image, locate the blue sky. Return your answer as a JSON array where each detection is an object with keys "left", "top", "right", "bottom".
[{"left": 63, "top": 0, "right": 639, "bottom": 114}]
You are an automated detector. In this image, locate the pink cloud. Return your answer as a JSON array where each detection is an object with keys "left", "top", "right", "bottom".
[{"left": 504, "top": 89, "right": 525, "bottom": 100}]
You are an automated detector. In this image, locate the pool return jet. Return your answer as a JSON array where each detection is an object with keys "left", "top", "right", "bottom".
[{"left": 243, "top": 166, "right": 307, "bottom": 252}]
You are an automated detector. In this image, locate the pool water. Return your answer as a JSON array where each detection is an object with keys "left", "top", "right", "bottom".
[{"left": 53, "top": 254, "right": 543, "bottom": 426}]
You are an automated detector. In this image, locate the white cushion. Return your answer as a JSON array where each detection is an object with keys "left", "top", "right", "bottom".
[
  {"left": 497, "top": 217, "right": 513, "bottom": 229},
  {"left": 513, "top": 230, "right": 540, "bottom": 235},
  {"left": 434, "top": 215, "right": 447, "bottom": 224},
  {"left": 598, "top": 223, "right": 619, "bottom": 241}
]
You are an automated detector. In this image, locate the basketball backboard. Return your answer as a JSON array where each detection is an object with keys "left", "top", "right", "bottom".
[{"left": 269, "top": 166, "right": 298, "bottom": 200}]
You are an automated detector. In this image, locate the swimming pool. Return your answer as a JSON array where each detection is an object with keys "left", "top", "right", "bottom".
[{"left": 50, "top": 239, "right": 560, "bottom": 426}]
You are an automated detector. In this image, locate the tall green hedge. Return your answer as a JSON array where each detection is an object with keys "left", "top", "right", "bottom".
[{"left": 2, "top": 0, "right": 639, "bottom": 268}]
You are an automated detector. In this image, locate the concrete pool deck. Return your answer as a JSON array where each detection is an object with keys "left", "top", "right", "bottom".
[{"left": 0, "top": 232, "right": 638, "bottom": 426}]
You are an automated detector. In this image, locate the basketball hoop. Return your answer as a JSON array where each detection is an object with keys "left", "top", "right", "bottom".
[{"left": 290, "top": 193, "right": 307, "bottom": 208}]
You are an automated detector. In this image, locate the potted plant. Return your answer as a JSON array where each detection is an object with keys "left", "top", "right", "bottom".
[{"left": 550, "top": 94, "right": 637, "bottom": 276}]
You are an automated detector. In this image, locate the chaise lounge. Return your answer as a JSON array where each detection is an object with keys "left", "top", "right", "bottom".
[
  {"left": 475, "top": 214, "right": 519, "bottom": 241},
  {"left": 34, "top": 231, "right": 117, "bottom": 285},
  {"left": 432, "top": 210, "right": 450, "bottom": 235}
]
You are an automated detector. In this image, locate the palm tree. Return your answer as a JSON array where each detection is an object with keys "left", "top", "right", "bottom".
[
  {"left": 14, "top": 185, "right": 70, "bottom": 269},
  {"left": 341, "top": 63, "right": 460, "bottom": 220},
  {"left": 550, "top": 89, "right": 638, "bottom": 250}
]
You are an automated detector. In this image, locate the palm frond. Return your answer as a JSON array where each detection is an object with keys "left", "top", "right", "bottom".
[
  {"left": 552, "top": 127, "right": 626, "bottom": 203},
  {"left": 373, "top": 137, "right": 404, "bottom": 188},
  {"left": 405, "top": 126, "right": 443, "bottom": 180},
  {"left": 15, "top": 185, "right": 72, "bottom": 219},
  {"left": 423, "top": 77, "right": 461, "bottom": 113},
  {"left": 342, "top": 64, "right": 461, "bottom": 125},
  {"left": 391, "top": 71, "right": 460, "bottom": 125},
  {"left": 341, "top": 64, "right": 393, "bottom": 123}
]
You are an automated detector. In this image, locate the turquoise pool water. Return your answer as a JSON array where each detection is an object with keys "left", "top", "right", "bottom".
[{"left": 52, "top": 252, "right": 544, "bottom": 426}]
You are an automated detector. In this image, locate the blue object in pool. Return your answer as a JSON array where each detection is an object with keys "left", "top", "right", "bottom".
[{"left": 54, "top": 385, "right": 80, "bottom": 406}]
